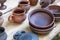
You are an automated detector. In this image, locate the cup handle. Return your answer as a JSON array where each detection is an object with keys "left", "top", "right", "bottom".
[{"left": 8, "top": 15, "right": 14, "bottom": 23}]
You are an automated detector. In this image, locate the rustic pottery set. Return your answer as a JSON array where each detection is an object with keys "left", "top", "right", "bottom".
[{"left": 0, "top": 0, "right": 60, "bottom": 40}]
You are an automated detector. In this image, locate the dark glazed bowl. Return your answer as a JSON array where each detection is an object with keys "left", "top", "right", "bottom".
[
  {"left": 46, "top": 5, "right": 60, "bottom": 20},
  {"left": 0, "top": 27, "right": 7, "bottom": 40},
  {"left": 40, "top": 0, "right": 55, "bottom": 8},
  {"left": 28, "top": 9, "right": 55, "bottom": 29}
]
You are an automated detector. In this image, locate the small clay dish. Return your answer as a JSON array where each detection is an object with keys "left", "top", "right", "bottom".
[{"left": 28, "top": 9, "right": 55, "bottom": 29}]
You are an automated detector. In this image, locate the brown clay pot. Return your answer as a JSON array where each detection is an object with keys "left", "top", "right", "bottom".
[
  {"left": 28, "top": 9, "right": 55, "bottom": 34},
  {"left": 8, "top": 7, "right": 26, "bottom": 24},
  {"left": 0, "top": 0, "right": 7, "bottom": 10},
  {"left": 0, "top": 12, "right": 4, "bottom": 26},
  {"left": 40, "top": 0, "right": 55, "bottom": 8},
  {"left": 29, "top": 0, "right": 38, "bottom": 6},
  {"left": 18, "top": 0, "right": 30, "bottom": 12}
]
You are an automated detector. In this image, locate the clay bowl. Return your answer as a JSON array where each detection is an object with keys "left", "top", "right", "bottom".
[
  {"left": 29, "top": 22, "right": 55, "bottom": 32},
  {"left": 30, "top": 24, "right": 55, "bottom": 34},
  {"left": 46, "top": 5, "right": 60, "bottom": 20},
  {"left": 29, "top": 0, "right": 38, "bottom": 6},
  {"left": 40, "top": 0, "right": 55, "bottom": 8},
  {"left": 18, "top": 0, "right": 30, "bottom": 12},
  {"left": 29, "top": 22, "right": 56, "bottom": 34},
  {"left": 28, "top": 9, "right": 55, "bottom": 29}
]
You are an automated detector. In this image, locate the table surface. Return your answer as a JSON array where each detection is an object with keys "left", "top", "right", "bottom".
[{"left": 1, "top": 0, "right": 60, "bottom": 40}]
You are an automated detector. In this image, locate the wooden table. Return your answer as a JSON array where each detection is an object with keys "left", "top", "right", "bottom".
[{"left": 1, "top": 0, "right": 60, "bottom": 40}]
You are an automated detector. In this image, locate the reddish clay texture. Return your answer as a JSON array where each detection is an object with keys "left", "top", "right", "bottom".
[
  {"left": 8, "top": 8, "right": 26, "bottom": 24},
  {"left": 18, "top": 0, "right": 30, "bottom": 12},
  {"left": 29, "top": 0, "right": 38, "bottom": 6}
]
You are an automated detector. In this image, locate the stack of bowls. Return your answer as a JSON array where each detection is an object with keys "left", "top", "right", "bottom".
[{"left": 28, "top": 9, "right": 55, "bottom": 34}]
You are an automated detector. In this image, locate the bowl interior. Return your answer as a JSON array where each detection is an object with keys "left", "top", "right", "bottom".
[{"left": 29, "top": 9, "right": 54, "bottom": 28}]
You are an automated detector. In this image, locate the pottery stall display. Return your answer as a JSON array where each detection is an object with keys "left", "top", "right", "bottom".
[
  {"left": 0, "top": 0, "right": 7, "bottom": 10},
  {"left": 18, "top": 0, "right": 30, "bottom": 13},
  {"left": 8, "top": 7, "right": 26, "bottom": 24},
  {"left": 0, "top": 27, "right": 7, "bottom": 40},
  {"left": 13, "top": 31, "right": 39, "bottom": 40},
  {"left": 28, "top": 9, "right": 55, "bottom": 34},
  {"left": 46, "top": 5, "right": 60, "bottom": 21},
  {"left": 40, "top": 0, "right": 55, "bottom": 8},
  {"left": 0, "top": 12, "right": 4, "bottom": 26},
  {"left": 29, "top": 0, "right": 38, "bottom": 6}
]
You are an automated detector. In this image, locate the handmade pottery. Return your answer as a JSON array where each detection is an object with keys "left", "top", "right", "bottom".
[
  {"left": 29, "top": 9, "right": 55, "bottom": 29},
  {"left": 0, "top": 0, "right": 7, "bottom": 10},
  {"left": 13, "top": 31, "right": 39, "bottom": 40},
  {"left": 28, "top": 9, "right": 55, "bottom": 34},
  {"left": 40, "top": 0, "right": 55, "bottom": 8},
  {"left": 0, "top": 27, "right": 7, "bottom": 40},
  {"left": 29, "top": 0, "right": 38, "bottom": 6},
  {"left": 8, "top": 8, "right": 26, "bottom": 24},
  {"left": 30, "top": 23, "right": 56, "bottom": 34},
  {"left": 0, "top": 12, "right": 4, "bottom": 26},
  {"left": 46, "top": 5, "right": 60, "bottom": 20},
  {"left": 18, "top": 0, "right": 30, "bottom": 12}
]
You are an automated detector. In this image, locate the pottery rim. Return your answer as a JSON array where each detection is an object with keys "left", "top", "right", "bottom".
[
  {"left": 13, "top": 7, "right": 26, "bottom": 15},
  {"left": 28, "top": 9, "right": 55, "bottom": 29}
]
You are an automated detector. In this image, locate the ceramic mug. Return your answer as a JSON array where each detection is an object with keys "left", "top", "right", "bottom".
[
  {"left": 18, "top": 0, "right": 30, "bottom": 12},
  {"left": 8, "top": 7, "right": 26, "bottom": 24},
  {"left": 0, "top": 27, "right": 7, "bottom": 40}
]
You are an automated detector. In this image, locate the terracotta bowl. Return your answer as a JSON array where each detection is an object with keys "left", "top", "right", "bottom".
[
  {"left": 18, "top": 0, "right": 30, "bottom": 12},
  {"left": 28, "top": 9, "right": 55, "bottom": 29}
]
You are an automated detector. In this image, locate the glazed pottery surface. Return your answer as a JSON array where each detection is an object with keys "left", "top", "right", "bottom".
[
  {"left": 8, "top": 8, "right": 26, "bottom": 23},
  {"left": 13, "top": 31, "right": 39, "bottom": 40},
  {"left": 46, "top": 5, "right": 60, "bottom": 20},
  {"left": 0, "top": 27, "right": 7, "bottom": 40},
  {"left": 29, "top": 0, "right": 38, "bottom": 6},
  {"left": 29, "top": 9, "right": 55, "bottom": 29},
  {"left": 18, "top": 0, "right": 30, "bottom": 12},
  {"left": 40, "top": 0, "right": 55, "bottom": 8}
]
